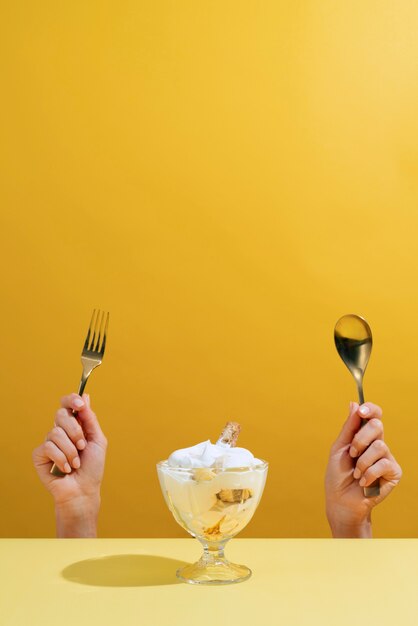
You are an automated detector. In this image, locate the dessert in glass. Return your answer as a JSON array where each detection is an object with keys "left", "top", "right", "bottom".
[{"left": 157, "top": 422, "right": 268, "bottom": 585}]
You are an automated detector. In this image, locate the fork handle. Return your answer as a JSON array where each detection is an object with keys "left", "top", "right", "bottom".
[{"left": 50, "top": 378, "right": 88, "bottom": 477}]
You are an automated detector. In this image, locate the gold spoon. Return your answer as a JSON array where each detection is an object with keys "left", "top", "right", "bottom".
[{"left": 334, "top": 314, "right": 380, "bottom": 497}]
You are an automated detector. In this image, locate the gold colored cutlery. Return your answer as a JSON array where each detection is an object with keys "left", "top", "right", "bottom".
[
  {"left": 50, "top": 309, "right": 109, "bottom": 477},
  {"left": 334, "top": 314, "right": 380, "bottom": 497}
]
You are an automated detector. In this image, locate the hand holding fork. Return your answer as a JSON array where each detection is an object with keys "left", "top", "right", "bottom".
[
  {"left": 50, "top": 310, "right": 109, "bottom": 477},
  {"left": 32, "top": 310, "right": 109, "bottom": 537}
]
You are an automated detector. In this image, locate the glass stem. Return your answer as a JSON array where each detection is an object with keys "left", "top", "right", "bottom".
[{"left": 200, "top": 540, "right": 227, "bottom": 566}]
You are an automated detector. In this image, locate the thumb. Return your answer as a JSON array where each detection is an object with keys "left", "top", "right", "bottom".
[
  {"left": 333, "top": 402, "right": 361, "bottom": 449},
  {"left": 76, "top": 394, "right": 106, "bottom": 445}
]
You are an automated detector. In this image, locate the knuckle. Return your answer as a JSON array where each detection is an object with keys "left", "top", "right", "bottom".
[
  {"left": 44, "top": 441, "right": 55, "bottom": 455},
  {"left": 370, "top": 418, "right": 383, "bottom": 433},
  {"left": 381, "top": 458, "right": 391, "bottom": 471},
  {"left": 52, "top": 426, "right": 63, "bottom": 438},
  {"left": 364, "top": 466, "right": 376, "bottom": 481},
  {"left": 373, "top": 439, "right": 386, "bottom": 453},
  {"left": 55, "top": 408, "right": 68, "bottom": 421}
]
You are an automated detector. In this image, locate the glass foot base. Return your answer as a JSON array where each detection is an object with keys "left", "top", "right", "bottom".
[{"left": 177, "top": 558, "right": 251, "bottom": 585}]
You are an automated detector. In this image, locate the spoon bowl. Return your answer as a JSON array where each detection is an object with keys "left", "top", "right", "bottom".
[{"left": 334, "top": 314, "right": 372, "bottom": 402}]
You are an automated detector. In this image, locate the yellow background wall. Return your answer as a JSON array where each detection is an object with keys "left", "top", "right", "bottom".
[{"left": 1, "top": 1, "right": 417, "bottom": 538}]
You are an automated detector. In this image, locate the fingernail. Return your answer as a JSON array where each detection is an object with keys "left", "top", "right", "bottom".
[
  {"left": 73, "top": 398, "right": 84, "bottom": 408},
  {"left": 349, "top": 401, "right": 353, "bottom": 414},
  {"left": 359, "top": 477, "right": 366, "bottom": 486},
  {"left": 359, "top": 405, "right": 370, "bottom": 416},
  {"left": 76, "top": 439, "right": 86, "bottom": 450},
  {"left": 85, "top": 394, "right": 90, "bottom": 406},
  {"left": 72, "top": 457, "right": 80, "bottom": 469},
  {"left": 353, "top": 467, "right": 361, "bottom": 480},
  {"left": 64, "top": 463, "right": 71, "bottom": 473},
  {"left": 349, "top": 446, "right": 358, "bottom": 458}
]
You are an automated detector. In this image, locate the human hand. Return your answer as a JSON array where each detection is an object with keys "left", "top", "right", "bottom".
[
  {"left": 325, "top": 402, "right": 402, "bottom": 538},
  {"left": 32, "top": 393, "right": 107, "bottom": 537}
]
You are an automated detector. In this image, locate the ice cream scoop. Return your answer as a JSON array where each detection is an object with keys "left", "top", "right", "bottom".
[{"left": 167, "top": 440, "right": 261, "bottom": 469}]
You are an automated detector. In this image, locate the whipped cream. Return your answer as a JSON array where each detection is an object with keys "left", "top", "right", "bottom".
[{"left": 167, "top": 439, "right": 261, "bottom": 469}]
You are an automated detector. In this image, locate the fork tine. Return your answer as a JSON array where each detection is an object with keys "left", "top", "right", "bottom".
[
  {"left": 92, "top": 309, "right": 103, "bottom": 352},
  {"left": 91, "top": 310, "right": 99, "bottom": 352},
  {"left": 96, "top": 310, "right": 106, "bottom": 353},
  {"left": 83, "top": 309, "right": 97, "bottom": 351},
  {"left": 99, "top": 312, "right": 109, "bottom": 356}
]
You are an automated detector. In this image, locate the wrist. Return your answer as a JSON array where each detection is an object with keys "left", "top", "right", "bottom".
[
  {"left": 55, "top": 493, "right": 100, "bottom": 538},
  {"left": 327, "top": 510, "right": 372, "bottom": 538}
]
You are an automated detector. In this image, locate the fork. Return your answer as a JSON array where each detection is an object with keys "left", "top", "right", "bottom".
[{"left": 50, "top": 309, "right": 110, "bottom": 477}]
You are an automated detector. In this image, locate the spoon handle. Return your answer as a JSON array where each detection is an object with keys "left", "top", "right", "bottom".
[{"left": 357, "top": 383, "right": 380, "bottom": 497}]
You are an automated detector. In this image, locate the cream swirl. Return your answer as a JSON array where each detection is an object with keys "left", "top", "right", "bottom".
[{"left": 167, "top": 440, "right": 261, "bottom": 469}]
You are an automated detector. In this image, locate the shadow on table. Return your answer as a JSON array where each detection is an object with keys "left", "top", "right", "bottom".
[{"left": 61, "top": 554, "right": 189, "bottom": 587}]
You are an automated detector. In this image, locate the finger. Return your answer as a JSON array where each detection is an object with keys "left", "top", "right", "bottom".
[
  {"left": 54, "top": 407, "right": 72, "bottom": 421},
  {"left": 55, "top": 408, "right": 87, "bottom": 450},
  {"left": 332, "top": 402, "right": 361, "bottom": 449},
  {"left": 349, "top": 418, "right": 384, "bottom": 458},
  {"left": 33, "top": 441, "right": 72, "bottom": 474},
  {"left": 353, "top": 439, "right": 389, "bottom": 479},
  {"left": 359, "top": 457, "right": 402, "bottom": 487},
  {"left": 46, "top": 426, "right": 80, "bottom": 469},
  {"left": 356, "top": 402, "right": 383, "bottom": 421},
  {"left": 76, "top": 394, "right": 107, "bottom": 446},
  {"left": 60, "top": 393, "right": 85, "bottom": 412}
]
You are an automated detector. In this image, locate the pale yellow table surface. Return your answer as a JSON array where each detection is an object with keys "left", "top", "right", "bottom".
[{"left": 0, "top": 539, "right": 416, "bottom": 626}]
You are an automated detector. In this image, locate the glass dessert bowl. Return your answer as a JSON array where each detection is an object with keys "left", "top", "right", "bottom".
[{"left": 157, "top": 422, "right": 268, "bottom": 585}]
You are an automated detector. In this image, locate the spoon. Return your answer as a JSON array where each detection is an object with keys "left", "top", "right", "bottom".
[{"left": 334, "top": 314, "right": 380, "bottom": 497}]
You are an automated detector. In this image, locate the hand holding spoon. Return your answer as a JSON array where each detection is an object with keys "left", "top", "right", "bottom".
[{"left": 334, "top": 314, "right": 380, "bottom": 497}]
